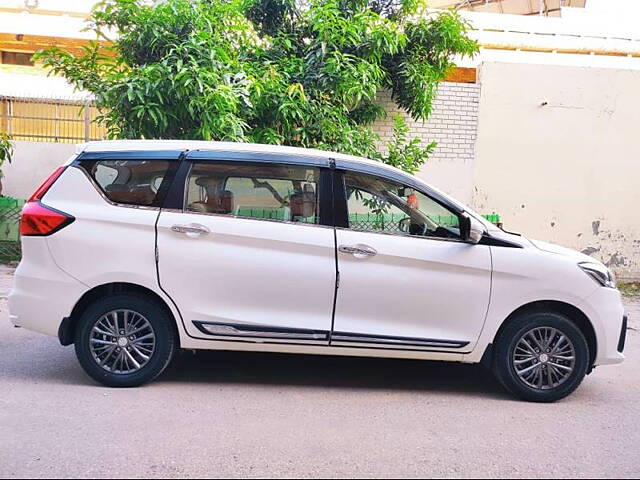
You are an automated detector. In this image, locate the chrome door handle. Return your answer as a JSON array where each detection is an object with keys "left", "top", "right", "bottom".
[
  {"left": 171, "top": 223, "right": 210, "bottom": 236},
  {"left": 339, "top": 244, "right": 377, "bottom": 258}
]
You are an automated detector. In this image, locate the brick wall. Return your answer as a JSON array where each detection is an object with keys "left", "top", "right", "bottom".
[
  {"left": 371, "top": 82, "right": 481, "bottom": 203},
  {"left": 372, "top": 82, "right": 480, "bottom": 161}
]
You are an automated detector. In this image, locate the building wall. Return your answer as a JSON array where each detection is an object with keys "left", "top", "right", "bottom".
[
  {"left": 473, "top": 62, "right": 640, "bottom": 280},
  {"left": 2, "top": 140, "right": 75, "bottom": 198},
  {"left": 3, "top": 66, "right": 639, "bottom": 280},
  {"left": 371, "top": 83, "right": 480, "bottom": 204}
]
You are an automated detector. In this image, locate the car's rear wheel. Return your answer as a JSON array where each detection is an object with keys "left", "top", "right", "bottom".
[
  {"left": 492, "top": 311, "right": 590, "bottom": 402},
  {"left": 74, "top": 294, "right": 176, "bottom": 387}
]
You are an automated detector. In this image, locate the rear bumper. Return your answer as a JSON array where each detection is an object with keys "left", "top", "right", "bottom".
[{"left": 8, "top": 237, "right": 86, "bottom": 337}]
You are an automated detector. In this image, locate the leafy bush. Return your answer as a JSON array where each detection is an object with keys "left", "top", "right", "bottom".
[
  {"left": 35, "top": 0, "right": 477, "bottom": 173},
  {"left": 0, "top": 133, "right": 13, "bottom": 196},
  {"left": 0, "top": 133, "right": 12, "bottom": 176}
]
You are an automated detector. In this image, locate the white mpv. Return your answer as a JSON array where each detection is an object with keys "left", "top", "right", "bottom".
[{"left": 10, "top": 141, "right": 627, "bottom": 402}]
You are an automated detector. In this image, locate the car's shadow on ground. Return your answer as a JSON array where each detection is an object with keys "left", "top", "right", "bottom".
[
  {"left": 3, "top": 335, "right": 508, "bottom": 399},
  {"left": 161, "top": 349, "right": 510, "bottom": 400}
]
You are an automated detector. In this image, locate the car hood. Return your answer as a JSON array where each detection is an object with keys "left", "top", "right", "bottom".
[{"left": 528, "top": 238, "right": 601, "bottom": 265}]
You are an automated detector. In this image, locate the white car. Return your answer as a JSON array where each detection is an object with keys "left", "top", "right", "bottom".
[{"left": 9, "top": 140, "right": 627, "bottom": 402}]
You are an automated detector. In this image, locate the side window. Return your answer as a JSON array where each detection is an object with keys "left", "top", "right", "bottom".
[
  {"left": 343, "top": 171, "right": 461, "bottom": 240},
  {"left": 79, "top": 160, "right": 172, "bottom": 206},
  {"left": 94, "top": 164, "right": 118, "bottom": 186},
  {"left": 185, "top": 162, "right": 320, "bottom": 224}
]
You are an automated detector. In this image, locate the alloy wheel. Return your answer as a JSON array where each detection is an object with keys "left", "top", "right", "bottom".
[
  {"left": 89, "top": 309, "right": 156, "bottom": 374},
  {"left": 512, "top": 326, "right": 576, "bottom": 390}
]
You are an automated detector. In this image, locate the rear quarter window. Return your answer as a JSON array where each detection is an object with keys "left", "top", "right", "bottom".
[{"left": 77, "top": 159, "right": 172, "bottom": 207}]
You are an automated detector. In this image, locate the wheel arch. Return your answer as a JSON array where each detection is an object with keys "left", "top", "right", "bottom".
[
  {"left": 489, "top": 300, "right": 597, "bottom": 371},
  {"left": 59, "top": 282, "right": 179, "bottom": 346}
]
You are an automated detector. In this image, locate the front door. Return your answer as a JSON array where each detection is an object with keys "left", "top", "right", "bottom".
[
  {"left": 157, "top": 159, "right": 336, "bottom": 345},
  {"left": 331, "top": 170, "right": 492, "bottom": 352}
]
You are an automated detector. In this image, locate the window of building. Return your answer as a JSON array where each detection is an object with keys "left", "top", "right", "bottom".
[{"left": 1, "top": 51, "right": 34, "bottom": 66}]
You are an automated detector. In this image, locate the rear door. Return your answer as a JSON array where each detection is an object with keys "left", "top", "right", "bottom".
[
  {"left": 44, "top": 151, "right": 180, "bottom": 289},
  {"left": 156, "top": 153, "right": 336, "bottom": 345}
]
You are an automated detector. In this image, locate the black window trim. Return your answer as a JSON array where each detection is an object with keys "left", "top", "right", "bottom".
[
  {"left": 164, "top": 156, "right": 335, "bottom": 228},
  {"left": 333, "top": 159, "right": 464, "bottom": 215},
  {"left": 333, "top": 168, "right": 472, "bottom": 244},
  {"left": 185, "top": 149, "right": 329, "bottom": 167},
  {"left": 75, "top": 148, "right": 521, "bottom": 247},
  {"left": 73, "top": 153, "right": 181, "bottom": 210},
  {"left": 76, "top": 149, "right": 464, "bottom": 214},
  {"left": 186, "top": 150, "right": 465, "bottom": 215}
]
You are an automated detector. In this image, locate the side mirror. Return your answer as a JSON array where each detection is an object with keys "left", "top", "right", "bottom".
[
  {"left": 460, "top": 213, "right": 485, "bottom": 244},
  {"left": 398, "top": 217, "right": 411, "bottom": 233}
]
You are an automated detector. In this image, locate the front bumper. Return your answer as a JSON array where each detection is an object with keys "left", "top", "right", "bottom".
[
  {"left": 618, "top": 314, "right": 628, "bottom": 353},
  {"left": 582, "top": 287, "right": 626, "bottom": 366}
]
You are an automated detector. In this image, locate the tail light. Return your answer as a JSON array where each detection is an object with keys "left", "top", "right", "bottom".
[
  {"left": 21, "top": 166, "right": 74, "bottom": 236},
  {"left": 28, "top": 166, "right": 66, "bottom": 202},
  {"left": 21, "top": 203, "right": 74, "bottom": 236}
]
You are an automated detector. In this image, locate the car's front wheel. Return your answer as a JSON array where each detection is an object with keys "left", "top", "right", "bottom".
[
  {"left": 74, "top": 294, "right": 176, "bottom": 387},
  {"left": 492, "top": 311, "right": 590, "bottom": 402}
]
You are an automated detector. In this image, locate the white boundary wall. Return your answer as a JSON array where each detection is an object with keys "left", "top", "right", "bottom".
[
  {"left": 2, "top": 141, "right": 76, "bottom": 198},
  {"left": 3, "top": 64, "right": 639, "bottom": 280},
  {"left": 472, "top": 61, "right": 640, "bottom": 281}
]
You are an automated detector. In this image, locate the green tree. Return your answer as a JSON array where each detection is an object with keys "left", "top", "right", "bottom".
[{"left": 35, "top": 0, "right": 477, "bottom": 173}]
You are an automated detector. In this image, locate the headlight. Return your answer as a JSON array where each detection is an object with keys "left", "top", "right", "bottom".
[{"left": 578, "top": 262, "right": 616, "bottom": 288}]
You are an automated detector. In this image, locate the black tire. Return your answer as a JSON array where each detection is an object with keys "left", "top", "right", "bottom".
[
  {"left": 492, "top": 311, "right": 590, "bottom": 403},
  {"left": 74, "top": 294, "right": 176, "bottom": 387}
]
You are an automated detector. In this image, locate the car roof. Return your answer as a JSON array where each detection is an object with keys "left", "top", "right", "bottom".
[
  {"left": 75, "top": 140, "right": 465, "bottom": 213},
  {"left": 78, "top": 139, "right": 367, "bottom": 165}
]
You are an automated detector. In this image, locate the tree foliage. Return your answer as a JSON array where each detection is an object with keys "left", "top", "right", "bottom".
[
  {"left": 0, "top": 133, "right": 13, "bottom": 195},
  {"left": 35, "top": 0, "right": 477, "bottom": 172},
  {"left": 0, "top": 133, "right": 12, "bottom": 174}
]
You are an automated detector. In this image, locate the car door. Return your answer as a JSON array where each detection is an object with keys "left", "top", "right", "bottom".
[
  {"left": 156, "top": 154, "right": 336, "bottom": 345},
  {"left": 331, "top": 169, "right": 492, "bottom": 352}
]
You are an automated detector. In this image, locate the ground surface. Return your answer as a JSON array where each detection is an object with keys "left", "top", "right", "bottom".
[{"left": 1, "top": 265, "right": 639, "bottom": 479}]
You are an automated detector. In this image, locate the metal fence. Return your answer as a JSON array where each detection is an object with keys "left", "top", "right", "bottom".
[
  {"left": 0, "top": 96, "right": 107, "bottom": 143},
  {"left": 0, "top": 197, "right": 24, "bottom": 262},
  {"left": 349, "top": 213, "right": 502, "bottom": 234}
]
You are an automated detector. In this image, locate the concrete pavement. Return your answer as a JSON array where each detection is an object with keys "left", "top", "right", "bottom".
[{"left": 1, "top": 265, "right": 639, "bottom": 478}]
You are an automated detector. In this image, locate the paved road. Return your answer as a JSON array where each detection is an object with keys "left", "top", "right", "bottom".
[{"left": 1, "top": 265, "right": 639, "bottom": 478}]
